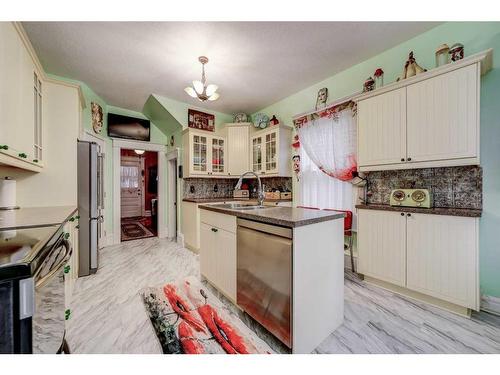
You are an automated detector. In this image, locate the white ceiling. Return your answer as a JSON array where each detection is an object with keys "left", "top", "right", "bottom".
[{"left": 23, "top": 22, "right": 439, "bottom": 114}]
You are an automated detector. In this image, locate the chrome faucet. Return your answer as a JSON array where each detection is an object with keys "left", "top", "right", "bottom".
[{"left": 235, "top": 171, "right": 265, "bottom": 206}]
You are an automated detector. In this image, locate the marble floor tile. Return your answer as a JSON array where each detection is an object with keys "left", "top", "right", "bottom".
[{"left": 66, "top": 237, "right": 500, "bottom": 354}]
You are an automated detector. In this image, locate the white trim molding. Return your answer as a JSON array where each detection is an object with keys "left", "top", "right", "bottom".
[
  {"left": 112, "top": 139, "right": 167, "bottom": 245},
  {"left": 166, "top": 148, "right": 180, "bottom": 240},
  {"left": 481, "top": 294, "right": 500, "bottom": 316}
]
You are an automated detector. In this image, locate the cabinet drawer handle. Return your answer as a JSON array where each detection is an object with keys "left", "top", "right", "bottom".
[
  {"left": 65, "top": 309, "right": 71, "bottom": 320},
  {"left": 64, "top": 232, "right": 70, "bottom": 240},
  {"left": 18, "top": 153, "right": 27, "bottom": 159},
  {"left": 64, "top": 265, "right": 71, "bottom": 274},
  {"left": 211, "top": 228, "right": 218, "bottom": 233},
  {"left": 0, "top": 145, "right": 8, "bottom": 150},
  {"left": 33, "top": 159, "right": 39, "bottom": 163}
]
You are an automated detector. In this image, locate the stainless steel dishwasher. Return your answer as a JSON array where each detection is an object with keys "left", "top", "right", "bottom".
[{"left": 236, "top": 218, "right": 292, "bottom": 348}]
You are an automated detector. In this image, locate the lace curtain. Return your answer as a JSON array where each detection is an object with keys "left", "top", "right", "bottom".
[
  {"left": 121, "top": 166, "right": 139, "bottom": 188},
  {"left": 295, "top": 104, "right": 357, "bottom": 181},
  {"left": 299, "top": 144, "right": 353, "bottom": 213}
]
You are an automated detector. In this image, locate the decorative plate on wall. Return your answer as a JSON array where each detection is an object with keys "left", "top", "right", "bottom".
[
  {"left": 91, "top": 102, "right": 103, "bottom": 134},
  {"left": 254, "top": 113, "right": 269, "bottom": 129}
]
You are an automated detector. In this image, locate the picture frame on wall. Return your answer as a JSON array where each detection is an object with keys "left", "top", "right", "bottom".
[{"left": 188, "top": 109, "right": 215, "bottom": 132}]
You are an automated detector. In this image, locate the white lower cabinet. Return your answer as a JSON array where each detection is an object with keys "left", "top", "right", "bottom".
[
  {"left": 200, "top": 210, "right": 237, "bottom": 302},
  {"left": 358, "top": 209, "right": 479, "bottom": 311},
  {"left": 406, "top": 213, "right": 478, "bottom": 309},
  {"left": 358, "top": 209, "right": 406, "bottom": 286}
]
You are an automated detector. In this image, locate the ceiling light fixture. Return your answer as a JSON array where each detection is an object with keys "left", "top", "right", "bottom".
[
  {"left": 184, "top": 56, "right": 219, "bottom": 102},
  {"left": 134, "top": 149, "right": 145, "bottom": 155}
]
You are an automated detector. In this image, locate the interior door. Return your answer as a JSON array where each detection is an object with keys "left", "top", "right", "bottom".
[{"left": 120, "top": 156, "right": 142, "bottom": 218}]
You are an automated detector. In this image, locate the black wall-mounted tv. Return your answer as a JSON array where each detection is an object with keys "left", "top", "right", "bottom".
[{"left": 107, "top": 113, "right": 150, "bottom": 142}]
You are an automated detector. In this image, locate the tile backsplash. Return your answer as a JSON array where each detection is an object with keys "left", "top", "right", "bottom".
[
  {"left": 183, "top": 177, "right": 293, "bottom": 199},
  {"left": 365, "top": 166, "right": 482, "bottom": 209}
]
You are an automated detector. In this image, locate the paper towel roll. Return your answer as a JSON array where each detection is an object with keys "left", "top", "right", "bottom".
[{"left": 0, "top": 177, "right": 17, "bottom": 209}]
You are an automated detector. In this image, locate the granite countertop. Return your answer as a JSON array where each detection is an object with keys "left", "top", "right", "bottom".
[
  {"left": 199, "top": 204, "right": 345, "bottom": 228},
  {"left": 183, "top": 197, "right": 292, "bottom": 204},
  {"left": 0, "top": 206, "right": 77, "bottom": 230},
  {"left": 355, "top": 204, "right": 482, "bottom": 218}
]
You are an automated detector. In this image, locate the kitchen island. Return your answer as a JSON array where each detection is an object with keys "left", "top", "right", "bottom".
[{"left": 198, "top": 203, "right": 345, "bottom": 354}]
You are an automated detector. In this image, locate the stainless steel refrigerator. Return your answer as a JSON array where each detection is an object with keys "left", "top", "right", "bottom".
[{"left": 77, "top": 140, "right": 104, "bottom": 276}]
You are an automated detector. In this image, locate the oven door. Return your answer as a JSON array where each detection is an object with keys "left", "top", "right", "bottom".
[{"left": 32, "top": 235, "right": 72, "bottom": 354}]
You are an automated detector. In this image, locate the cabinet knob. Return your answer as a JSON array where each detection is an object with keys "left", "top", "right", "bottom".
[
  {"left": 407, "top": 213, "right": 412, "bottom": 217},
  {"left": 64, "top": 265, "right": 71, "bottom": 274},
  {"left": 401, "top": 158, "right": 405, "bottom": 162},
  {"left": 65, "top": 309, "right": 71, "bottom": 320},
  {"left": 401, "top": 212, "right": 405, "bottom": 216},
  {"left": 407, "top": 157, "right": 412, "bottom": 161},
  {"left": 211, "top": 228, "right": 218, "bottom": 233}
]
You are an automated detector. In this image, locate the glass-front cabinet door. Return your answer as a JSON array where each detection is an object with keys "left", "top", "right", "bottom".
[
  {"left": 211, "top": 136, "right": 225, "bottom": 175},
  {"left": 264, "top": 130, "right": 278, "bottom": 173},
  {"left": 251, "top": 135, "right": 263, "bottom": 174},
  {"left": 191, "top": 133, "right": 208, "bottom": 174}
]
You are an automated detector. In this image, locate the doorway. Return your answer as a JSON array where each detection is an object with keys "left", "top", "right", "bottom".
[{"left": 120, "top": 149, "right": 158, "bottom": 241}]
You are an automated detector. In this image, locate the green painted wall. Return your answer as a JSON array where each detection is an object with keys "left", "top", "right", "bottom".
[{"left": 254, "top": 22, "right": 500, "bottom": 298}]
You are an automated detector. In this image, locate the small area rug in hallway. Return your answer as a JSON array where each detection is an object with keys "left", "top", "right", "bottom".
[
  {"left": 140, "top": 276, "right": 273, "bottom": 354},
  {"left": 121, "top": 222, "right": 154, "bottom": 241}
]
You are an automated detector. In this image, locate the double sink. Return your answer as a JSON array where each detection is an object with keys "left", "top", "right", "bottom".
[{"left": 211, "top": 202, "right": 275, "bottom": 211}]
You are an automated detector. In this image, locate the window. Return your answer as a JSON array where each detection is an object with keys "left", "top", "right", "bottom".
[
  {"left": 299, "top": 146, "right": 353, "bottom": 212},
  {"left": 33, "top": 73, "right": 42, "bottom": 161},
  {"left": 120, "top": 166, "right": 139, "bottom": 188}
]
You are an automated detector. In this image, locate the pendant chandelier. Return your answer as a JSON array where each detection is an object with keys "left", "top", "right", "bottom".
[{"left": 184, "top": 56, "right": 220, "bottom": 102}]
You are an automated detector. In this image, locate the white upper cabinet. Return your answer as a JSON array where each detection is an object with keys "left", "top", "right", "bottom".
[
  {"left": 406, "top": 63, "right": 478, "bottom": 163},
  {"left": 357, "top": 87, "right": 407, "bottom": 167},
  {"left": 182, "top": 128, "right": 226, "bottom": 177},
  {"left": 0, "top": 22, "right": 42, "bottom": 171},
  {"left": 355, "top": 49, "right": 491, "bottom": 172},
  {"left": 226, "top": 123, "right": 250, "bottom": 177},
  {"left": 250, "top": 125, "right": 292, "bottom": 177}
]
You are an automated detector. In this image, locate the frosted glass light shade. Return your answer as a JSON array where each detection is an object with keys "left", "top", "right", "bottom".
[
  {"left": 208, "top": 92, "right": 220, "bottom": 101},
  {"left": 184, "top": 87, "right": 198, "bottom": 98},
  {"left": 206, "top": 84, "right": 218, "bottom": 96},
  {"left": 193, "top": 80, "right": 204, "bottom": 95},
  {"left": 134, "top": 149, "right": 145, "bottom": 155}
]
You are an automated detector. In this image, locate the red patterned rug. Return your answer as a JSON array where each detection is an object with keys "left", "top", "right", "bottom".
[{"left": 140, "top": 276, "right": 273, "bottom": 354}]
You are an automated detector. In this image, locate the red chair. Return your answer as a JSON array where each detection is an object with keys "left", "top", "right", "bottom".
[{"left": 299, "top": 206, "right": 355, "bottom": 273}]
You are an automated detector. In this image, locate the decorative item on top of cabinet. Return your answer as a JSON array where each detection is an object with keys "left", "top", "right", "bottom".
[
  {"left": 435, "top": 44, "right": 450, "bottom": 67},
  {"left": 188, "top": 109, "right": 215, "bottom": 132},
  {"left": 253, "top": 113, "right": 269, "bottom": 129},
  {"left": 374, "top": 68, "right": 384, "bottom": 89},
  {"left": 363, "top": 76, "right": 375, "bottom": 92},
  {"left": 315, "top": 88, "right": 328, "bottom": 110},
  {"left": 449, "top": 43, "right": 465, "bottom": 62},
  {"left": 397, "top": 51, "right": 427, "bottom": 81},
  {"left": 270, "top": 115, "right": 280, "bottom": 126},
  {"left": 233, "top": 112, "right": 249, "bottom": 123},
  {"left": 91, "top": 102, "right": 103, "bottom": 134}
]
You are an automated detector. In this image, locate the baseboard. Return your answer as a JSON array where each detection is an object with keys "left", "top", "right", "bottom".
[
  {"left": 177, "top": 231, "right": 185, "bottom": 247},
  {"left": 481, "top": 294, "right": 500, "bottom": 316}
]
